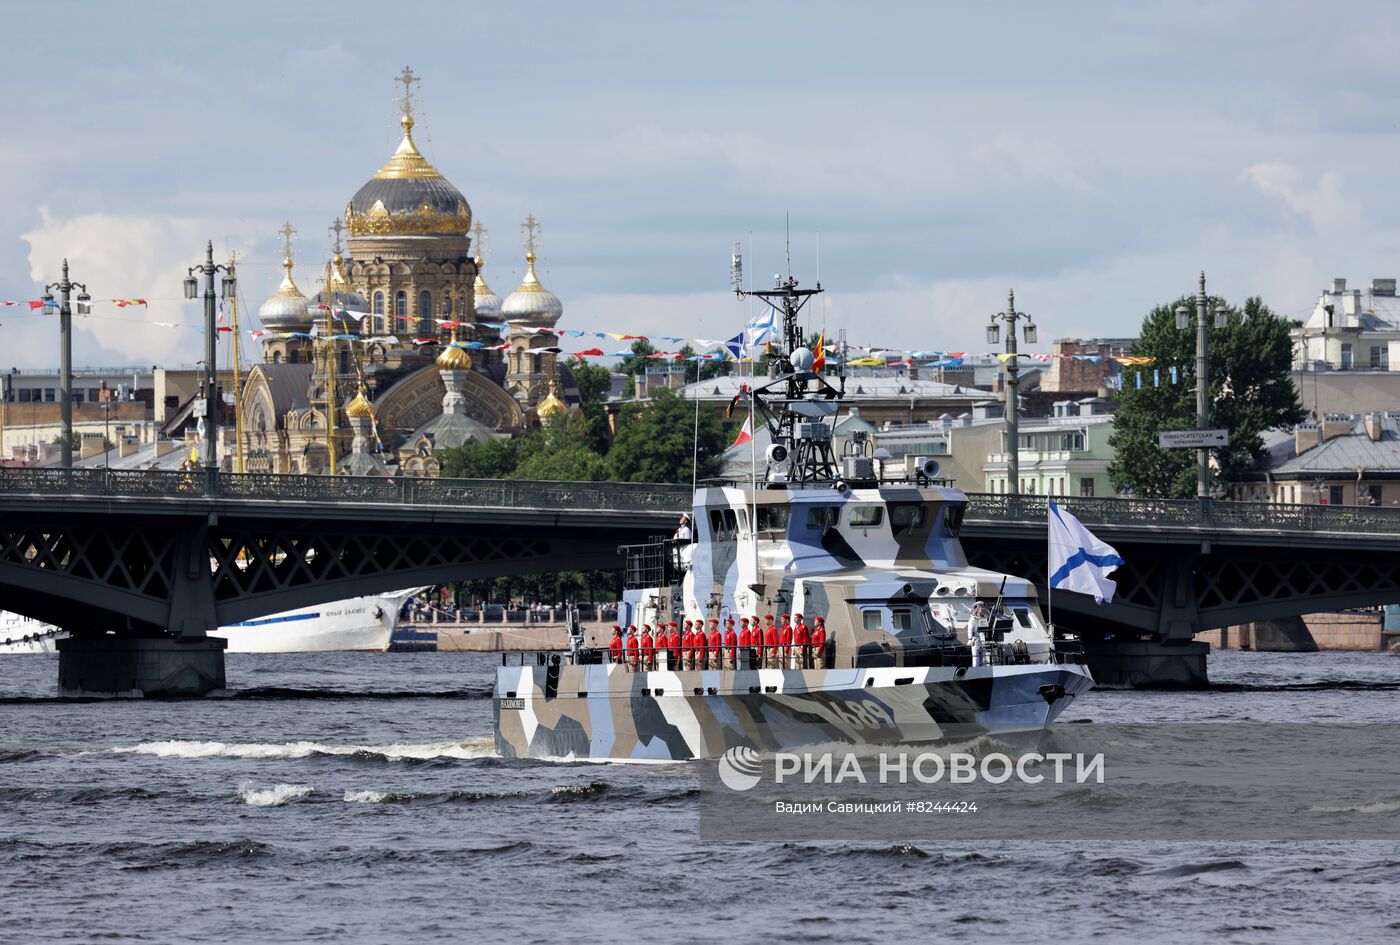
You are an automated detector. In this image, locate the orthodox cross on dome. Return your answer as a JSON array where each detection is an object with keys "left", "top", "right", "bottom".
[
  {"left": 396, "top": 66, "right": 420, "bottom": 120},
  {"left": 472, "top": 220, "right": 488, "bottom": 259},
  {"left": 278, "top": 221, "right": 297, "bottom": 261},
  {"left": 329, "top": 219, "right": 345, "bottom": 256},
  {"left": 522, "top": 214, "right": 540, "bottom": 257}
]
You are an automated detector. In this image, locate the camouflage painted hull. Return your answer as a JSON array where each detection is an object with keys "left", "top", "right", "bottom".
[{"left": 494, "top": 663, "right": 1094, "bottom": 761}]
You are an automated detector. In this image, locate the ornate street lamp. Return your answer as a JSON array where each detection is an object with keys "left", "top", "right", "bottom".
[
  {"left": 988, "top": 290, "right": 1038, "bottom": 495},
  {"left": 185, "top": 241, "right": 235, "bottom": 471},
  {"left": 43, "top": 260, "right": 90, "bottom": 467}
]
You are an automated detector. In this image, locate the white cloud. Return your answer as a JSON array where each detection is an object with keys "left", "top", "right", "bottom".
[
  {"left": 20, "top": 208, "right": 257, "bottom": 368},
  {"left": 1241, "top": 161, "right": 1353, "bottom": 231}
]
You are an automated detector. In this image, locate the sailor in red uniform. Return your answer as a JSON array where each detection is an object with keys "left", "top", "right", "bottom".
[
  {"left": 695, "top": 621, "right": 709, "bottom": 670},
  {"left": 793, "top": 613, "right": 810, "bottom": 669},
  {"left": 640, "top": 625, "right": 655, "bottom": 671},
  {"left": 778, "top": 614, "right": 793, "bottom": 669},
  {"left": 763, "top": 615, "right": 780, "bottom": 669},
  {"left": 708, "top": 619, "right": 723, "bottom": 671},
  {"left": 625, "top": 625, "right": 640, "bottom": 671},
  {"left": 608, "top": 625, "right": 623, "bottom": 664},
  {"left": 810, "top": 616, "right": 827, "bottom": 668},
  {"left": 723, "top": 618, "right": 738, "bottom": 670},
  {"left": 666, "top": 622, "right": 681, "bottom": 670},
  {"left": 681, "top": 621, "right": 695, "bottom": 670}
]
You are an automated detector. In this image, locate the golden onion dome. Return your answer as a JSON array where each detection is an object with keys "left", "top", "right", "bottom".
[
  {"left": 344, "top": 390, "right": 375, "bottom": 419},
  {"left": 344, "top": 79, "right": 471, "bottom": 239},
  {"left": 538, "top": 379, "right": 567, "bottom": 419},
  {"left": 501, "top": 251, "right": 564, "bottom": 329},
  {"left": 437, "top": 343, "right": 473, "bottom": 370}
]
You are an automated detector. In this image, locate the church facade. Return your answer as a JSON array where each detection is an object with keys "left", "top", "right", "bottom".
[{"left": 238, "top": 68, "right": 575, "bottom": 477}]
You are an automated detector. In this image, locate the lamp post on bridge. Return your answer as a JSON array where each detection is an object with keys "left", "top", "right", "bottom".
[
  {"left": 184, "top": 242, "right": 236, "bottom": 472},
  {"left": 1174, "top": 273, "right": 1229, "bottom": 499},
  {"left": 987, "top": 289, "right": 1037, "bottom": 496},
  {"left": 41, "top": 261, "right": 91, "bottom": 469}
]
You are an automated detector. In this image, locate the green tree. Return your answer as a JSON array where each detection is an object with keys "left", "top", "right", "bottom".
[
  {"left": 438, "top": 437, "right": 519, "bottom": 479},
  {"left": 513, "top": 414, "right": 611, "bottom": 481},
  {"left": 570, "top": 360, "right": 615, "bottom": 454},
  {"left": 609, "top": 387, "right": 724, "bottom": 483},
  {"left": 1108, "top": 295, "right": 1304, "bottom": 497}
]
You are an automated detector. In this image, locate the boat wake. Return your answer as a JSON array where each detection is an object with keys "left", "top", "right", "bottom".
[{"left": 111, "top": 737, "right": 498, "bottom": 763}]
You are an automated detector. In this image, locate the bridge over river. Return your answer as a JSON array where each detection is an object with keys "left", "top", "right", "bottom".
[{"left": 2, "top": 467, "right": 1397, "bottom": 692}]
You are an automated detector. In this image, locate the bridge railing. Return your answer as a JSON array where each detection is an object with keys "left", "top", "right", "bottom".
[
  {"left": 0, "top": 467, "right": 694, "bottom": 514},
  {"left": 961, "top": 493, "right": 1400, "bottom": 536},
  {"left": 7, "top": 465, "right": 1400, "bottom": 534}
]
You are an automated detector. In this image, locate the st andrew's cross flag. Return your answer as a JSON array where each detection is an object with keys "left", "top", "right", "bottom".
[{"left": 1048, "top": 501, "right": 1125, "bottom": 604}]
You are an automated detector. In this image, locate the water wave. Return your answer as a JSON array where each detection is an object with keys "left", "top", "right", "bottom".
[
  {"left": 232, "top": 686, "right": 491, "bottom": 701},
  {"left": 110, "top": 737, "right": 497, "bottom": 763},
  {"left": 1307, "top": 798, "right": 1400, "bottom": 814},
  {"left": 342, "top": 788, "right": 533, "bottom": 805},
  {"left": 545, "top": 782, "right": 612, "bottom": 803},
  {"left": 0, "top": 748, "right": 41, "bottom": 763},
  {"left": 0, "top": 786, "right": 159, "bottom": 805},
  {"left": 237, "top": 782, "right": 314, "bottom": 807}
]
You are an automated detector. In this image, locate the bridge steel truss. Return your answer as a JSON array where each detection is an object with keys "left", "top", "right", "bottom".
[
  {"left": 0, "top": 469, "right": 688, "bottom": 635},
  {"left": 3, "top": 468, "right": 1400, "bottom": 641}
]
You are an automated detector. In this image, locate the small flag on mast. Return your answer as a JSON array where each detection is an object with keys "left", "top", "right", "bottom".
[{"left": 732, "top": 414, "right": 753, "bottom": 447}]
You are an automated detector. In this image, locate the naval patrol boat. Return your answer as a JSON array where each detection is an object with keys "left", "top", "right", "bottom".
[{"left": 494, "top": 274, "right": 1093, "bottom": 761}]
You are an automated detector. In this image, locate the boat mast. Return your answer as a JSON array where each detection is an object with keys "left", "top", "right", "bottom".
[
  {"left": 735, "top": 266, "right": 838, "bottom": 483},
  {"left": 228, "top": 251, "right": 245, "bottom": 473}
]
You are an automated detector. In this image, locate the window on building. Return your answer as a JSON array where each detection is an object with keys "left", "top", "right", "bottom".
[
  {"left": 418, "top": 290, "right": 431, "bottom": 318},
  {"left": 72, "top": 390, "right": 84, "bottom": 404},
  {"left": 1328, "top": 485, "right": 1345, "bottom": 506},
  {"left": 943, "top": 505, "right": 965, "bottom": 537},
  {"left": 1361, "top": 484, "right": 1383, "bottom": 506},
  {"left": 17, "top": 389, "right": 32, "bottom": 403},
  {"left": 1372, "top": 346, "right": 1386, "bottom": 369},
  {"left": 862, "top": 610, "right": 883, "bottom": 631},
  {"left": 1341, "top": 343, "right": 1353, "bottom": 369},
  {"left": 890, "top": 608, "right": 913, "bottom": 632},
  {"left": 395, "top": 291, "right": 408, "bottom": 319},
  {"left": 1080, "top": 478, "right": 1095, "bottom": 497},
  {"left": 806, "top": 506, "right": 839, "bottom": 528},
  {"left": 849, "top": 506, "right": 884, "bottom": 527},
  {"left": 373, "top": 291, "right": 384, "bottom": 315},
  {"left": 443, "top": 294, "right": 453, "bottom": 315},
  {"left": 43, "top": 388, "right": 55, "bottom": 403}
]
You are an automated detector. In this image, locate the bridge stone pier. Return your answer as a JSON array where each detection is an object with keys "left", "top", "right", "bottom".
[
  {"left": 5, "top": 469, "right": 1400, "bottom": 693},
  {"left": 0, "top": 469, "right": 683, "bottom": 696}
]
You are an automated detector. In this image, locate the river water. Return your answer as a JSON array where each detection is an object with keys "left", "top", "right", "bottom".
[{"left": 2, "top": 649, "right": 1398, "bottom": 944}]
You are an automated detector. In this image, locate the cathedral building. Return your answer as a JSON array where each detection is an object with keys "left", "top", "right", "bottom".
[{"left": 238, "top": 68, "right": 574, "bottom": 476}]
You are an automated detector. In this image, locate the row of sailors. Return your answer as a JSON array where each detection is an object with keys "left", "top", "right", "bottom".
[{"left": 608, "top": 614, "right": 828, "bottom": 671}]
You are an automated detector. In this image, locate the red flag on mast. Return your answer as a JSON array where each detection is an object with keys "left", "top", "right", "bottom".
[{"left": 732, "top": 414, "right": 753, "bottom": 447}]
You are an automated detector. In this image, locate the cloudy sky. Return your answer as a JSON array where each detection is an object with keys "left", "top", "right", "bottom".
[{"left": 1, "top": 1, "right": 1396, "bottom": 369}]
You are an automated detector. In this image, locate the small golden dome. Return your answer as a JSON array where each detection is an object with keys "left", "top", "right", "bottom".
[
  {"left": 538, "top": 379, "right": 566, "bottom": 419},
  {"left": 437, "top": 344, "right": 473, "bottom": 370},
  {"left": 345, "top": 390, "right": 374, "bottom": 418}
]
